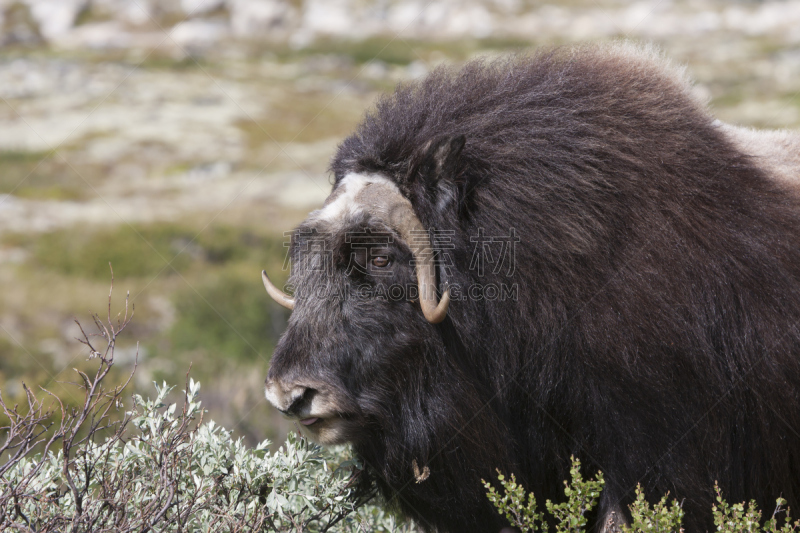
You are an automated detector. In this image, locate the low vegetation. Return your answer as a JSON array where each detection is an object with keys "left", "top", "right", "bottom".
[
  {"left": 0, "top": 150, "right": 90, "bottom": 201},
  {"left": 2, "top": 224, "right": 291, "bottom": 446},
  {"left": 0, "top": 279, "right": 408, "bottom": 532},
  {"left": 484, "top": 459, "right": 800, "bottom": 533}
]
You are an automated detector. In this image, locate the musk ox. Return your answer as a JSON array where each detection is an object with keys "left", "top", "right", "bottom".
[{"left": 262, "top": 44, "right": 800, "bottom": 532}]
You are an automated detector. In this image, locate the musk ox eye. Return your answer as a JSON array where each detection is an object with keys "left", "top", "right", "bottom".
[{"left": 371, "top": 256, "right": 390, "bottom": 268}]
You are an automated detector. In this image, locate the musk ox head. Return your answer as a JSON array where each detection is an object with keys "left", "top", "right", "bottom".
[{"left": 263, "top": 137, "right": 464, "bottom": 445}]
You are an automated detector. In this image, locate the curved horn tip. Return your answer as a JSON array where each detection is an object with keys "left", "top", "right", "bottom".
[
  {"left": 424, "top": 288, "right": 450, "bottom": 324},
  {"left": 261, "top": 270, "right": 295, "bottom": 311}
]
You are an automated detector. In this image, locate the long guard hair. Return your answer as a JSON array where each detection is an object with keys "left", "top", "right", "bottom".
[{"left": 280, "top": 43, "right": 800, "bottom": 531}]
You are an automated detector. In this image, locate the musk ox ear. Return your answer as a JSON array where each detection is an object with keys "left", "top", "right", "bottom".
[
  {"left": 419, "top": 135, "right": 466, "bottom": 187},
  {"left": 413, "top": 135, "right": 466, "bottom": 214}
]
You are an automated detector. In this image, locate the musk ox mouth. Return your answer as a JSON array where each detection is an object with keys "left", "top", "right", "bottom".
[
  {"left": 263, "top": 380, "right": 359, "bottom": 444},
  {"left": 294, "top": 414, "right": 356, "bottom": 445}
]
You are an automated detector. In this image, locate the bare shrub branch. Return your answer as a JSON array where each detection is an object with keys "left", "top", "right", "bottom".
[{"left": 0, "top": 270, "right": 392, "bottom": 533}]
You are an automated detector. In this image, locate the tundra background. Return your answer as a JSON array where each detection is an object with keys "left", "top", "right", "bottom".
[{"left": 0, "top": 0, "right": 799, "bottom": 451}]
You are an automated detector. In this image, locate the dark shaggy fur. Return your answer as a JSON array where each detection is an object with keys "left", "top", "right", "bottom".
[{"left": 268, "top": 45, "right": 800, "bottom": 532}]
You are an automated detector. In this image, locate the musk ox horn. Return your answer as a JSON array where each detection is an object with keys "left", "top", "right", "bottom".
[
  {"left": 262, "top": 270, "right": 295, "bottom": 310},
  {"left": 358, "top": 181, "right": 450, "bottom": 324},
  {"left": 413, "top": 245, "right": 450, "bottom": 324}
]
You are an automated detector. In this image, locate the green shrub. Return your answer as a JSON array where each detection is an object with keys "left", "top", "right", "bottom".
[
  {"left": 0, "top": 150, "right": 95, "bottom": 201},
  {"left": 484, "top": 459, "right": 800, "bottom": 533},
  {"left": 284, "top": 37, "right": 419, "bottom": 65},
  {"left": 273, "top": 36, "right": 534, "bottom": 66},
  {"left": 483, "top": 470, "right": 545, "bottom": 532},
  {"left": 621, "top": 485, "right": 684, "bottom": 533},
  {"left": 1, "top": 377, "right": 407, "bottom": 532},
  {"left": 34, "top": 224, "right": 195, "bottom": 279},
  {"left": 32, "top": 223, "right": 286, "bottom": 280},
  {"left": 484, "top": 457, "right": 603, "bottom": 533},
  {"left": 169, "top": 270, "right": 288, "bottom": 361},
  {"left": 713, "top": 483, "right": 800, "bottom": 533}
]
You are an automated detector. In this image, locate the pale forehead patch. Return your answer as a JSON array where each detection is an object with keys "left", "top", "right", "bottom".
[{"left": 311, "top": 172, "right": 400, "bottom": 223}]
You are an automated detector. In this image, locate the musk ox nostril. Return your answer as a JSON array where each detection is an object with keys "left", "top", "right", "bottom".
[
  {"left": 264, "top": 380, "right": 316, "bottom": 416},
  {"left": 286, "top": 387, "right": 316, "bottom": 415}
]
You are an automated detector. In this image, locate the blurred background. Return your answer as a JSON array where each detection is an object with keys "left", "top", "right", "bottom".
[{"left": 0, "top": 0, "right": 798, "bottom": 447}]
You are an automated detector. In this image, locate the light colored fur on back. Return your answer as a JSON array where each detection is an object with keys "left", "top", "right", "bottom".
[{"left": 718, "top": 121, "right": 800, "bottom": 186}]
